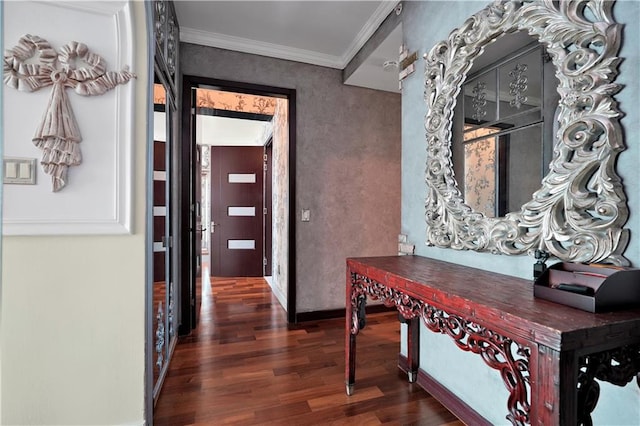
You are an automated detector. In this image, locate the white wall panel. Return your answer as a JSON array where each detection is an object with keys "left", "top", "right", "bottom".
[{"left": 2, "top": 1, "right": 135, "bottom": 235}]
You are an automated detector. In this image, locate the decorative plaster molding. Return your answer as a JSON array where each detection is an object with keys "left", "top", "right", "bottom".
[
  {"left": 339, "top": 1, "right": 400, "bottom": 69},
  {"left": 180, "top": 0, "right": 399, "bottom": 70},
  {"left": 3, "top": 0, "right": 135, "bottom": 235},
  {"left": 3, "top": 34, "right": 136, "bottom": 192},
  {"left": 180, "top": 27, "right": 343, "bottom": 68}
]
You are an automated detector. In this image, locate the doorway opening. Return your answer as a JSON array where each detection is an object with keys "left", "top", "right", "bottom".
[{"left": 181, "top": 76, "right": 297, "bottom": 328}]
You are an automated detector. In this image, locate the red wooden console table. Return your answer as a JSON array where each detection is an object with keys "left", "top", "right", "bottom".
[{"left": 345, "top": 256, "right": 640, "bottom": 425}]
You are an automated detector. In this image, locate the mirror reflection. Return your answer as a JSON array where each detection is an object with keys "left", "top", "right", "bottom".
[
  {"left": 424, "top": 0, "right": 627, "bottom": 263},
  {"left": 152, "top": 77, "right": 177, "bottom": 401},
  {"left": 452, "top": 32, "right": 560, "bottom": 217}
]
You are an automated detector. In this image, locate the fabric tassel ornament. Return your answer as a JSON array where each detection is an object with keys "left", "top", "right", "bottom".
[{"left": 3, "top": 34, "right": 135, "bottom": 191}]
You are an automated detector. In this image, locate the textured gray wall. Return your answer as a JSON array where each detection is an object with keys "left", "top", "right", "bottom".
[{"left": 181, "top": 43, "right": 401, "bottom": 312}]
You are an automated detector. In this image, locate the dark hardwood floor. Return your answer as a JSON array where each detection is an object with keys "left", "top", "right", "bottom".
[{"left": 153, "top": 264, "right": 463, "bottom": 425}]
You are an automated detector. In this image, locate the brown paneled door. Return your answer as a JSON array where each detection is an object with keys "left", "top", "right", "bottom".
[
  {"left": 210, "top": 146, "right": 264, "bottom": 277},
  {"left": 194, "top": 145, "right": 202, "bottom": 279},
  {"left": 192, "top": 144, "right": 203, "bottom": 328}
]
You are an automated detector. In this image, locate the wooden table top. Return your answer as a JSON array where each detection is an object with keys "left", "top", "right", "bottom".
[{"left": 347, "top": 256, "right": 640, "bottom": 351}]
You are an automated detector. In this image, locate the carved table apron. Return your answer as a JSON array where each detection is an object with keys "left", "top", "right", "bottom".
[{"left": 345, "top": 256, "right": 640, "bottom": 425}]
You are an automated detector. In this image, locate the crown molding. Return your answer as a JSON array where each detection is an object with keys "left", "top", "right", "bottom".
[
  {"left": 179, "top": 0, "right": 399, "bottom": 70},
  {"left": 339, "top": 1, "right": 399, "bottom": 67},
  {"left": 180, "top": 27, "right": 343, "bottom": 69}
]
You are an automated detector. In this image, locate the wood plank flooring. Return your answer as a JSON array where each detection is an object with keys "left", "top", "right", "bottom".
[{"left": 153, "top": 272, "right": 463, "bottom": 425}]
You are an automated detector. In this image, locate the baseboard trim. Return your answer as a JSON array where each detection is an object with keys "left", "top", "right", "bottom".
[
  {"left": 398, "top": 352, "right": 410, "bottom": 373},
  {"left": 264, "top": 276, "right": 287, "bottom": 311},
  {"left": 295, "top": 304, "right": 395, "bottom": 322},
  {"left": 398, "top": 355, "right": 490, "bottom": 426}
]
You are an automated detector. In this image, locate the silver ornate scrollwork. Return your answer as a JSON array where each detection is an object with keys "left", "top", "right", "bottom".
[
  {"left": 509, "top": 63, "right": 528, "bottom": 109},
  {"left": 471, "top": 82, "right": 488, "bottom": 120},
  {"left": 424, "top": 0, "right": 628, "bottom": 264},
  {"left": 154, "top": 0, "right": 179, "bottom": 95},
  {"left": 168, "top": 282, "right": 175, "bottom": 338},
  {"left": 166, "top": 13, "right": 177, "bottom": 77},
  {"left": 155, "top": 302, "right": 165, "bottom": 369},
  {"left": 154, "top": 1, "right": 166, "bottom": 48},
  {"left": 201, "top": 145, "right": 210, "bottom": 170}
]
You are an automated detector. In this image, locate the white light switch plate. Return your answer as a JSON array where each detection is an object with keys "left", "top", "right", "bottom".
[
  {"left": 301, "top": 209, "right": 310, "bottom": 222},
  {"left": 4, "top": 157, "right": 36, "bottom": 185}
]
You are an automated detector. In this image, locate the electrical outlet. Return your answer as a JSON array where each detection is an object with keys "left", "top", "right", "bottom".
[{"left": 301, "top": 209, "right": 310, "bottom": 222}]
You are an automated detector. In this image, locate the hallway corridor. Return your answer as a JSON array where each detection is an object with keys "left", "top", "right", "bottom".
[{"left": 153, "top": 270, "right": 461, "bottom": 425}]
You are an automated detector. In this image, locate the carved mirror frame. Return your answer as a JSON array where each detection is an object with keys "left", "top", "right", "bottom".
[{"left": 424, "top": 0, "right": 628, "bottom": 265}]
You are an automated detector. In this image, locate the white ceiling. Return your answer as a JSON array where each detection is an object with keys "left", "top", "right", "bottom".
[
  {"left": 157, "top": 112, "right": 273, "bottom": 147},
  {"left": 196, "top": 115, "right": 272, "bottom": 146},
  {"left": 175, "top": 1, "right": 402, "bottom": 146},
  {"left": 174, "top": 1, "right": 402, "bottom": 93},
  {"left": 344, "top": 23, "right": 402, "bottom": 93}
]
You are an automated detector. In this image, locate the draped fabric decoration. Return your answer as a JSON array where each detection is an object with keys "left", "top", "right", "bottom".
[{"left": 3, "top": 34, "right": 136, "bottom": 191}]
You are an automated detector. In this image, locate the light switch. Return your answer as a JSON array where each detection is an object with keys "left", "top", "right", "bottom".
[
  {"left": 3, "top": 157, "right": 36, "bottom": 185},
  {"left": 5, "top": 162, "right": 17, "bottom": 179},
  {"left": 19, "top": 162, "right": 31, "bottom": 179},
  {"left": 301, "top": 209, "right": 310, "bottom": 222}
]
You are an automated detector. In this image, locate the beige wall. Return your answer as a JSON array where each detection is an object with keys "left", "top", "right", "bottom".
[{"left": 1, "top": 2, "right": 148, "bottom": 424}]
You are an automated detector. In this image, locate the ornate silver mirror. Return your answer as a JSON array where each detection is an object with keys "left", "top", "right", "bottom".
[{"left": 424, "top": 0, "right": 628, "bottom": 265}]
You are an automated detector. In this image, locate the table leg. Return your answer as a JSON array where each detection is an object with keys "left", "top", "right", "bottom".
[
  {"left": 345, "top": 269, "right": 356, "bottom": 395},
  {"left": 406, "top": 317, "right": 420, "bottom": 382},
  {"left": 346, "top": 333, "right": 356, "bottom": 395},
  {"left": 533, "top": 345, "right": 578, "bottom": 424}
]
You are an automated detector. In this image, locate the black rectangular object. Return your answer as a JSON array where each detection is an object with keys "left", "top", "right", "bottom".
[{"left": 534, "top": 262, "right": 640, "bottom": 312}]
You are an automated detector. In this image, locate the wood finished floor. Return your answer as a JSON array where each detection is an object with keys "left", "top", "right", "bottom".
[{"left": 153, "top": 271, "right": 463, "bottom": 425}]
